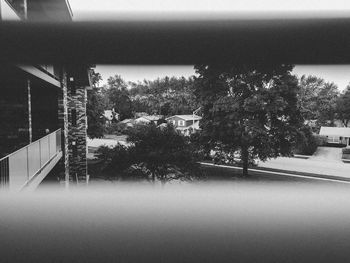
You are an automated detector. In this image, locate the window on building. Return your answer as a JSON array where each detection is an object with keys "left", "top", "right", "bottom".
[
  {"left": 178, "top": 120, "right": 185, "bottom": 126},
  {"left": 71, "top": 109, "right": 77, "bottom": 126},
  {"left": 73, "top": 145, "right": 77, "bottom": 158},
  {"left": 68, "top": 77, "right": 76, "bottom": 95}
]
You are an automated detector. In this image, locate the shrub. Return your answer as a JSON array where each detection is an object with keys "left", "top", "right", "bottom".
[
  {"left": 96, "top": 123, "right": 201, "bottom": 183},
  {"left": 104, "top": 122, "right": 127, "bottom": 135},
  {"left": 294, "top": 126, "right": 327, "bottom": 155}
]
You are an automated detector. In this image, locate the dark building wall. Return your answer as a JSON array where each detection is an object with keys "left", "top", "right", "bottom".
[
  {"left": 31, "top": 78, "right": 59, "bottom": 141},
  {"left": 0, "top": 65, "right": 88, "bottom": 183},
  {"left": 0, "top": 68, "right": 29, "bottom": 158}
]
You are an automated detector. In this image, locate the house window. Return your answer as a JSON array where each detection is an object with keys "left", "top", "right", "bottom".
[
  {"left": 68, "top": 77, "right": 76, "bottom": 95},
  {"left": 71, "top": 109, "right": 77, "bottom": 126},
  {"left": 178, "top": 120, "right": 185, "bottom": 126},
  {"left": 73, "top": 145, "right": 77, "bottom": 158}
]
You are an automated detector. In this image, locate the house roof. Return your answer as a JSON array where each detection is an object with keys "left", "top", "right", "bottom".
[
  {"left": 136, "top": 115, "right": 162, "bottom": 122},
  {"left": 120, "top": 119, "right": 134, "bottom": 124},
  {"left": 166, "top": 115, "right": 202, "bottom": 121},
  {"left": 143, "top": 115, "right": 162, "bottom": 121},
  {"left": 319, "top": 127, "right": 350, "bottom": 137}
]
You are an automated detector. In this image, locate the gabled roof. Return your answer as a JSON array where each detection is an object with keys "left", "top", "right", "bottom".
[
  {"left": 166, "top": 115, "right": 202, "bottom": 121},
  {"left": 136, "top": 115, "right": 162, "bottom": 122},
  {"left": 143, "top": 115, "right": 162, "bottom": 121},
  {"left": 120, "top": 119, "right": 134, "bottom": 124},
  {"left": 319, "top": 127, "right": 350, "bottom": 137}
]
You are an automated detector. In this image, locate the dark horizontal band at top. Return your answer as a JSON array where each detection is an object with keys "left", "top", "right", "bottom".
[{"left": 1, "top": 19, "right": 350, "bottom": 65}]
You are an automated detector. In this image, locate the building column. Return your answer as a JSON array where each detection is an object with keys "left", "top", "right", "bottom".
[
  {"left": 67, "top": 75, "right": 87, "bottom": 182},
  {"left": 58, "top": 70, "right": 69, "bottom": 182},
  {"left": 57, "top": 69, "right": 88, "bottom": 184}
]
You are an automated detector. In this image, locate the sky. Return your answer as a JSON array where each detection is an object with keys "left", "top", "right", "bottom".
[
  {"left": 69, "top": 0, "right": 350, "bottom": 18},
  {"left": 69, "top": 0, "right": 350, "bottom": 90},
  {"left": 95, "top": 65, "right": 350, "bottom": 91}
]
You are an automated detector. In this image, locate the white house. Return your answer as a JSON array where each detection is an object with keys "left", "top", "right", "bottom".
[
  {"left": 103, "top": 109, "right": 119, "bottom": 125},
  {"left": 166, "top": 114, "right": 202, "bottom": 136},
  {"left": 120, "top": 118, "right": 135, "bottom": 127},
  {"left": 135, "top": 115, "right": 162, "bottom": 125},
  {"left": 319, "top": 127, "right": 350, "bottom": 146}
]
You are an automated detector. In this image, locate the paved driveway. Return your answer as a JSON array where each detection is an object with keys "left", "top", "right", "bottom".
[
  {"left": 309, "top": 146, "right": 342, "bottom": 162},
  {"left": 259, "top": 147, "right": 350, "bottom": 179}
]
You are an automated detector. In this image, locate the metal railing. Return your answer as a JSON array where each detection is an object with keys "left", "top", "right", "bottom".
[{"left": 0, "top": 129, "right": 62, "bottom": 190}]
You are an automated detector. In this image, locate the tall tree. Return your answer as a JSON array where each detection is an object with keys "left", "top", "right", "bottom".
[
  {"left": 317, "top": 82, "right": 339, "bottom": 126},
  {"left": 87, "top": 69, "right": 105, "bottom": 138},
  {"left": 104, "top": 75, "right": 133, "bottom": 120},
  {"left": 298, "top": 75, "right": 339, "bottom": 129},
  {"left": 336, "top": 85, "right": 350, "bottom": 127},
  {"left": 297, "top": 75, "right": 324, "bottom": 121},
  {"left": 90, "top": 69, "right": 102, "bottom": 88},
  {"left": 96, "top": 124, "right": 199, "bottom": 183},
  {"left": 129, "top": 76, "right": 199, "bottom": 116},
  {"left": 194, "top": 64, "right": 304, "bottom": 176}
]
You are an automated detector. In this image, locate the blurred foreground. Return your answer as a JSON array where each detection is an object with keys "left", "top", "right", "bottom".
[{"left": 1, "top": 183, "right": 350, "bottom": 262}]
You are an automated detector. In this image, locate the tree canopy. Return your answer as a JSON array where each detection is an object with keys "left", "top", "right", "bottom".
[
  {"left": 298, "top": 75, "right": 340, "bottom": 129},
  {"left": 103, "top": 75, "right": 133, "bottom": 120},
  {"left": 87, "top": 69, "right": 105, "bottom": 138},
  {"left": 96, "top": 124, "right": 199, "bottom": 183},
  {"left": 336, "top": 85, "right": 350, "bottom": 127},
  {"left": 129, "top": 76, "right": 199, "bottom": 116},
  {"left": 194, "top": 64, "right": 304, "bottom": 176}
]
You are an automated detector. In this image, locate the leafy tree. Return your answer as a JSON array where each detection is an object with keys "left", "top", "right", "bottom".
[
  {"left": 297, "top": 75, "right": 324, "bottom": 121},
  {"left": 87, "top": 69, "right": 105, "bottom": 138},
  {"left": 96, "top": 124, "right": 200, "bottom": 183},
  {"left": 90, "top": 69, "right": 102, "bottom": 88},
  {"left": 317, "top": 82, "right": 339, "bottom": 126},
  {"left": 294, "top": 126, "right": 327, "bottom": 155},
  {"left": 298, "top": 75, "right": 339, "bottom": 129},
  {"left": 129, "top": 76, "right": 199, "bottom": 116},
  {"left": 336, "top": 86, "right": 350, "bottom": 127},
  {"left": 194, "top": 64, "right": 304, "bottom": 176},
  {"left": 104, "top": 75, "right": 133, "bottom": 120}
]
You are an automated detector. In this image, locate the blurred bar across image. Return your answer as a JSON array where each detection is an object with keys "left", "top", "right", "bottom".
[{"left": 1, "top": 0, "right": 350, "bottom": 262}]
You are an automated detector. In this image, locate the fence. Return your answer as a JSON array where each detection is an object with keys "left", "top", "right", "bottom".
[{"left": 0, "top": 129, "right": 62, "bottom": 190}]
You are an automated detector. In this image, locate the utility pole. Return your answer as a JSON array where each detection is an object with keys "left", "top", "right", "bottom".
[{"left": 192, "top": 107, "right": 201, "bottom": 131}]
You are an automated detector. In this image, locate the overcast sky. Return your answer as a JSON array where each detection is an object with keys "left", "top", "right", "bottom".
[
  {"left": 69, "top": 0, "right": 350, "bottom": 16},
  {"left": 69, "top": 0, "right": 350, "bottom": 90},
  {"left": 96, "top": 65, "right": 350, "bottom": 91}
]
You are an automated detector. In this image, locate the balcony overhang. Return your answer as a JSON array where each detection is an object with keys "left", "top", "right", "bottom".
[
  {"left": 27, "top": 0, "right": 73, "bottom": 21},
  {"left": 1, "top": 18, "right": 350, "bottom": 65},
  {"left": 18, "top": 65, "right": 61, "bottom": 88}
]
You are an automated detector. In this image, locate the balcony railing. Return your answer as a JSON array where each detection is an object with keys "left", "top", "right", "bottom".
[{"left": 0, "top": 129, "right": 62, "bottom": 190}]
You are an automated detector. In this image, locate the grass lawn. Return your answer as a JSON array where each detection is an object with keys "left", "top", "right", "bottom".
[{"left": 87, "top": 160, "right": 339, "bottom": 184}]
